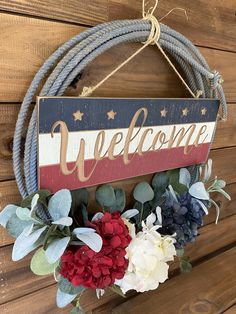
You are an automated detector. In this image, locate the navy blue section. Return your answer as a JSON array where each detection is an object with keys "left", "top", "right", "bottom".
[{"left": 38, "top": 97, "right": 219, "bottom": 133}]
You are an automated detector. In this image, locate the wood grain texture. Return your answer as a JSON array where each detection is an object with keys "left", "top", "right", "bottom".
[
  {"left": 223, "top": 304, "right": 236, "bottom": 313},
  {"left": 0, "top": 246, "right": 54, "bottom": 305},
  {"left": 112, "top": 248, "right": 236, "bottom": 314},
  {"left": 112, "top": 247, "right": 236, "bottom": 314},
  {"left": 68, "top": 44, "right": 236, "bottom": 102},
  {"left": 0, "top": 1, "right": 236, "bottom": 52},
  {"left": 0, "top": 284, "right": 71, "bottom": 314},
  {"left": 1, "top": 213, "right": 236, "bottom": 312},
  {"left": 0, "top": 0, "right": 108, "bottom": 25},
  {"left": 0, "top": 13, "right": 236, "bottom": 102},
  {"left": 0, "top": 103, "right": 235, "bottom": 182}
]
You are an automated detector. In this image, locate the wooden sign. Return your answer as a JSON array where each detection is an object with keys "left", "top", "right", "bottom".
[{"left": 37, "top": 97, "right": 219, "bottom": 192}]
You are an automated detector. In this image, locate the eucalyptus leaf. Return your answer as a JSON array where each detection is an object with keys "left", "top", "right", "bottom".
[
  {"left": 45, "top": 236, "right": 70, "bottom": 264},
  {"left": 81, "top": 203, "right": 89, "bottom": 226},
  {"left": 6, "top": 214, "right": 32, "bottom": 238},
  {"left": 171, "top": 182, "right": 188, "bottom": 195},
  {"left": 75, "top": 232, "right": 103, "bottom": 253},
  {"left": 167, "top": 169, "right": 179, "bottom": 185},
  {"left": 71, "top": 188, "right": 88, "bottom": 207},
  {"left": 56, "top": 288, "right": 77, "bottom": 308},
  {"left": 21, "top": 190, "right": 51, "bottom": 208},
  {"left": 95, "top": 185, "right": 116, "bottom": 207},
  {"left": 0, "top": 204, "right": 17, "bottom": 227},
  {"left": 152, "top": 172, "right": 169, "bottom": 190},
  {"left": 110, "top": 285, "right": 126, "bottom": 298},
  {"left": 59, "top": 277, "right": 84, "bottom": 295},
  {"left": 176, "top": 248, "right": 184, "bottom": 257},
  {"left": 70, "top": 306, "right": 85, "bottom": 314},
  {"left": 110, "top": 188, "right": 126, "bottom": 213},
  {"left": 133, "top": 182, "right": 154, "bottom": 204},
  {"left": 30, "top": 247, "right": 59, "bottom": 275},
  {"left": 189, "top": 182, "right": 209, "bottom": 200},
  {"left": 12, "top": 226, "right": 47, "bottom": 261},
  {"left": 180, "top": 257, "right": 192, "bottom": 273},
  {"left": 48, "top": 189, "right": 72, "bottom": 222}
]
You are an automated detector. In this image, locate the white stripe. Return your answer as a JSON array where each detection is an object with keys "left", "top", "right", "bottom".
[{"left": 38, "top": 122, "right": 216, "bottom": 166}]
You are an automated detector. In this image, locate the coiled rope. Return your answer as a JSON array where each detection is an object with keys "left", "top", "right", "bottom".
[{"left": 13, "top": 15, "right": 227, "bottom": 198}]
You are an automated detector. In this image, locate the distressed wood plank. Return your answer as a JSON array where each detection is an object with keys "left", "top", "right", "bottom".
[
  {"left": 0, "top": 13, "right": 236, "bottom": 102},
  {"left": 223, "top": 304, "right": 236, "bottom": 314},
  {"left": 0, "top": 1, "right": 235, "bottom": 53},
  {"left": 69, "top": 44, "right": 236, "bottom": 102},
  {"left": 0, "top": 247, "right": 54, "bottom": 305},
  {"left": 112, "top": 247, "right": 236, "bottom": 314},
  {"left": 0, "top": 0, "right": 108, "bottom": 25},
  {"left": 0, "top": 103, "right": 235, "bottom": 182},
  {"left": 0, "top": 284, "right": 71, "bottom": 314},
  {"left": 108, "top": 0, "right": 236, "bottom": 52},
  {"left": 0, "top": 13, "right": 85, "bottom": 102},
  {"left": 1, "top": 211, "right": 236, "bottom": 310}
]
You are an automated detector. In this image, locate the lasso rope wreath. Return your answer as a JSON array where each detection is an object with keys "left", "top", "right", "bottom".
[{"left": 0, "top": 1, "right": 230, "bottom": 312}]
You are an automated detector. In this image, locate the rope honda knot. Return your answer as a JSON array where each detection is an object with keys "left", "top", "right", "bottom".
[{"left": 210, "top": 70, "right": 224, "bottom": 90}]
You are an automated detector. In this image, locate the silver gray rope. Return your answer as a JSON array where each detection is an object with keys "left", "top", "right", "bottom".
[{"left": 13, "top": 19, "right": 227, "bottom": 198}]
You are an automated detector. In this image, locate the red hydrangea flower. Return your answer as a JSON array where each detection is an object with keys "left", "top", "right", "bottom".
[{"left": 60, "top": 212, "right": 132, "bottom": 289}]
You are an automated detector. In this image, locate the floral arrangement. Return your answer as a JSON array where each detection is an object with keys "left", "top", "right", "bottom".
[{"left": 0, "top": 160, "right": 230, "bottom": 313}]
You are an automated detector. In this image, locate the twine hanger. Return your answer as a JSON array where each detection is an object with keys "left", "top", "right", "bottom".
[{"left": 80, "top": 0, "right": 201, "bottom": 98}]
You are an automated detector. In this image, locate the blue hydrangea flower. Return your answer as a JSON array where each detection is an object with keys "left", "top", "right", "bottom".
[{"left": 159, "top": 192, "right": 208, "bottom": 249}]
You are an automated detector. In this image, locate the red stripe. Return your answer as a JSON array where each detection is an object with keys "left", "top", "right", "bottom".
[{"left": 39, "top": 144, "right": 210, "bottom": 192}]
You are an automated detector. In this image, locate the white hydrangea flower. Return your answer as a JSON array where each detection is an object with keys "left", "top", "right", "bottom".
[{"left": 116, "top": 208, "right": 176, "bottom": 293}]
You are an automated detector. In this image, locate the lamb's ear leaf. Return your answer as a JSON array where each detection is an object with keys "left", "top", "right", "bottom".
[
  {"left": 6, "top": 214, "right": 32, "bottom": 238},
  {"left": 121, "top": 209, "right": 139, "bottom": 219},
  {"left": 48, "top": 189, "right": 72, "bottom": 221},
  {"left": 133, "top": 182, "right": 154, "bottom": 204},
  {"left": 75, "top": 232, "right": 102, "bottom": 253},
  {"left": 0, "top": 204, "right": 17, "bottom": 227},
  {"left": 58, "top": 277, "right": 84, "bottom": 295},
  {"left": 12, "top": 226, "right": 47, "bottom": 261},
  {"left": 56, "top": 288, "right": 77, "bottom": 308},
  {"left": 45, "top": 236, "right": 70, "bottom": 264},
  {"left": 16, "top": 207, "right": 32, "bottom": 221},
  {"left": 189, "top": 182, "right": 209, "bottom": 200},
  {"left": 52, "top": 217, "right": 73, "bottom": 226},
  {"left": 21, "top": 190, "right": 51, "bottom": 208},
  {"left": 179, "top": 168, "right": 191, "bottom": 188},
  {"left": 110, "top": 188, "right": 126, "bottom": 213},
  {"left": 95, "top": 185, "right": 116, "bottom": 207},
  {"left": 30, "top": 247, "right": 59, "bottom": 275}
]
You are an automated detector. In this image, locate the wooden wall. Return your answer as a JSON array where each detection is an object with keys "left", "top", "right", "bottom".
[{"left": 0, "top": 1, "right": 235, "bottom": 313}]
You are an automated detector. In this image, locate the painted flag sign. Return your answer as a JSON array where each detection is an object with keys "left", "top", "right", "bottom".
[{"left": 38, "top": 97, "right": 219, "bottom": 192}]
